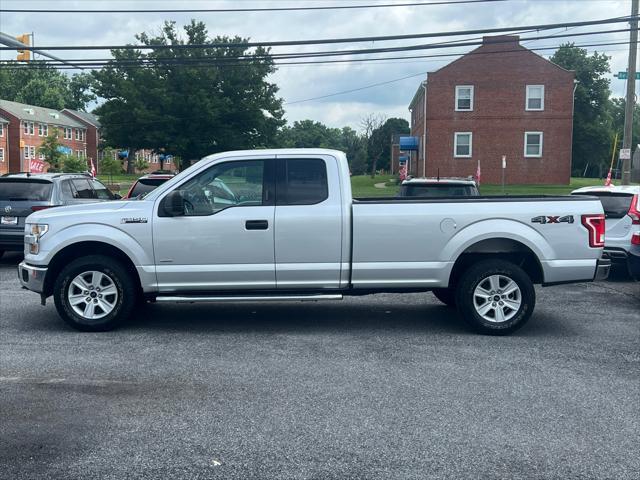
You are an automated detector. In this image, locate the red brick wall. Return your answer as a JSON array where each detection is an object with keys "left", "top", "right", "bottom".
[
  {"left": 0, "top": 122, "right": 8, "bottom": 175},
  {"left": 412, "top": 37, "right": 574, "bottom": 185}
]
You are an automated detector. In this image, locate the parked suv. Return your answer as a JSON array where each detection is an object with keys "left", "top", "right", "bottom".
[
  {"left": 572, "top": 185, "right": 640, "bottom": 278},
  {"left": 0, "top": 173, "right": 117, "bottom": 257},
  {"left": 399, "top": 177, "right": 479, "bottom": 197},
  {"left": 124, "top": 172, "right": 175, "bottom": 199}
]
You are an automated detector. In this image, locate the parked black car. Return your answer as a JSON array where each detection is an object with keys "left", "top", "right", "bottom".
[{"left": 0, "top": 173, "right": 118, "bottom": 258}]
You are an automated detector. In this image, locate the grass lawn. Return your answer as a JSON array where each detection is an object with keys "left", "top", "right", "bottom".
[{"left": 99, "top": 172, "right": 635, "bottom": 198}]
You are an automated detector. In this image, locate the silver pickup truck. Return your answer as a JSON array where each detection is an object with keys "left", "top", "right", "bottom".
[{"left": 18, "top": 149, "right": 610, "bottom": 335}]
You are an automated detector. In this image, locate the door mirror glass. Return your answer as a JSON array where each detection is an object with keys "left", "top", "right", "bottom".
[{"left": 162, "top": 190, "right": 186, "bottom": 217}]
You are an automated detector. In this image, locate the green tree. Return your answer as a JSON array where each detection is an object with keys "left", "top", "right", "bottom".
[
  {"left": 99, "top": 149, "right": 123, "bottom": 184},
  {"left": 550, "top": 44, "right": 613, "bottom": 177},
  {"left": 0, "top": 63, "right": 94, "bottom": 110},
  {"left": 92, "top": 20, "right": 284, "bottom": 172},
  {"left": 37, "top": 129, "right": 66, "bottom": 171},
  {"left": 135, "top": 156, "right": 150, "bottom": 173},
  {"left": 277, "top": 120, "right": 343, "bottom": 148},
  {"left": 609, "top": 97, "right": 640, "bottom": 148},
  {"left": 369, "top": 117, "right": 410, "bottom": 174},
  {"left": 62, "top": 155, "right": 88, "bottom": 173}
]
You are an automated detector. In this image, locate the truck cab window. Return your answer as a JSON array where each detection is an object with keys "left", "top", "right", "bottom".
[
  {"left": 177, "top": 160, "right": 265, "bottom": 216},
  {"left": 281, "top": 158, "right": 328, "bottom": 205},
  {"left": 71, "top": 179, "right": 96, "bottom": 199}
]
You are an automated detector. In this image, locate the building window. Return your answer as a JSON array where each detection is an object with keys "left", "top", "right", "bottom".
[
  {"left": 24, "top": 146, "right": 30, "bottom": 159},
  {"left": 526, "top": 85, "right": 544, "bottom": 111},
  {"left": 39, "top": 152, "right": 45, "bottom": 160},
  {"left": 75, "top": 129, "right": 80, "bottom": 140},
  {"left": 38, "top": 123, "right": 44, "bottom": 136},
  {"left": 23, "top": 121, "right": 35, "bottom": 135},
  {"left": 0, "top": 148, "right": 4, "bottom": 162},
  {"left": 0, "top": 123, "right": 4, "bottom": 137},
  {"left": 77, "top": 150, "right": 83, "bottom": 158},
  {"left": 524, "top": 132, "right": 543, "bottom": 157},
  {"left": 455, "top": 85, "right": 474, "bottom": 111},
  {"left": 454, "top": 132, "right": 473, "bottom": 157},
  {"left": 30, "top": 146, "right": 36, "bottom": 159}
]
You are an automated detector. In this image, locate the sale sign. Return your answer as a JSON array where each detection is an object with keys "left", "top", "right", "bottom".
[{"left": 30, "top": 159, "right": 46, "bottom": 173}]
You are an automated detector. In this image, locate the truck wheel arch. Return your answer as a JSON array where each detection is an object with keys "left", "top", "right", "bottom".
[
  {"left": 43, "top": 241, "right": 142, "bottom": 298},
  {"left": 448, "top": 238, "right": 544, "bottom": 287}
]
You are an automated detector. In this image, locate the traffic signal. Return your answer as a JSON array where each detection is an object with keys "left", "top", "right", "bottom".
[{"left": 16, "top": 34, "right": 30, "bottom": 62}]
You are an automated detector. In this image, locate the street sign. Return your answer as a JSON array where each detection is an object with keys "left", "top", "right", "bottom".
[
  {"left": 615, "top": 72, "right": 640, "bottom": 80},
  {"left": 619, "top": 148, "right": 631, "bottom": 160}
]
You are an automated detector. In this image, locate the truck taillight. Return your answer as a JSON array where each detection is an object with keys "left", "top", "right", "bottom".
[
  {"left": 581, "top": 214, "right": 605, "bottom": 248},
  {"left": 632, "top": 232, "right": 640, "bottom": 246},
  {"left": 628, "top": 194, "right": 640, "bottom": 225},
  {"left": 31, "top": 205, "right": 52, "bottom": 212}
]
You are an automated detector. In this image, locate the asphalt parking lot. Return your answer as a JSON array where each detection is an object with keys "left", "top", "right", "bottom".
[{"left": 1, "top": 251, "right": 638, "bottom": 480}]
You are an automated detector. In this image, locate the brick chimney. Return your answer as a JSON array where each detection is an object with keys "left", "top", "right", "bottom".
[{"left": 481, "top": 35, "right": 520, "bottom": 51}]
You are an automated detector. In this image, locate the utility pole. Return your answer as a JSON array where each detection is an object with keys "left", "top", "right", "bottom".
[
  {"left": 0, "top": 32, "right": 83, "bottom": 69},
  {"left": 621, "top": 0, "right": 638, "bottom": 185}
]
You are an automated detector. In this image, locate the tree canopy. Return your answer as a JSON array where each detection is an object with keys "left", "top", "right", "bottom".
[
  {"left": 0, "top": 65, "right": 94, "bottom": 111},
  {"left": 92, "top": 20, "right": 285, "bottom": 171},
  {"left": 550, "top": 44, "right": 614, "bottom": 176}
]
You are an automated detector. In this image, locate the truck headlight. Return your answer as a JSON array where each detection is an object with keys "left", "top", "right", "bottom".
[{"left": 25, "top": 223, "right": 49, "bottom": 254}]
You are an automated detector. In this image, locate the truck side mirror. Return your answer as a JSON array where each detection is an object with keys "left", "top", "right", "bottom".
[{"left": 162, "top": 191, "right": 185, "bottom": 217}]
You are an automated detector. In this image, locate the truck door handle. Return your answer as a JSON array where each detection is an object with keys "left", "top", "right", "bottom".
[{"left": 245, "top": 220, "right": 269, "bottom": 230}]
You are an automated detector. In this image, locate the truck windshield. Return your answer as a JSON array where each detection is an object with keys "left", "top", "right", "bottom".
[
  {"left": 400, "top": 184, "right": 479, "bottom": 197},
  {"left": 0, "top": 180, "right": 53, "bottom": 201}
]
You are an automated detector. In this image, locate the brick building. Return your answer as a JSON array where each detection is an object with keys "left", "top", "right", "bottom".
[
  {"left": 62, "top": 108, "right": 101, "bottom": 166},
  {"left": 402, "top": 35, "right": 575, "bottom": 184},
  {"left": 0, "top": 99, "right": 88, "bottom": 173},
  {"left": 0, "top": 116, "right": 8, "bottom": 175}
]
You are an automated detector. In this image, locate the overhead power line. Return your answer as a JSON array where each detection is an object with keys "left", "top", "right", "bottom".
[
  {"left": 0, "top": 15, "right": 636, "bottom": 51},
  {"left": 0, "top": 28, "right": 633, "bottom": 70},
  {"left": 0, "top": 40, "right": 631, "bottom": 73},
  {"left": 0, "top": 0, "right": 507, "bottom": 13}
]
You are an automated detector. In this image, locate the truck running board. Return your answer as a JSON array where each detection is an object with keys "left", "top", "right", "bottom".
[{"left": 154, "top": 294, "right": 344, "bottom": 304}]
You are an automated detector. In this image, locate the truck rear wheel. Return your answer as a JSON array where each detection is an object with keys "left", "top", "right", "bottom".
[
  {"left": 53, "top": 255, "right": 136, "bottom": 332},
  {"left": 432, "top": 288, "right": 456, "bottom": 307},
  {"left": 455, "top": 259, "right": 535, "bottom": 335}
]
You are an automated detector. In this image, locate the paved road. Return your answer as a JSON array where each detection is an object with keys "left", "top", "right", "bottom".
[{"left": 1, "top": 252, "right": 638, "bottom": 479}]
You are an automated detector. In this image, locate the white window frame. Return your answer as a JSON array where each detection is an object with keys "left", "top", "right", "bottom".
[
  {"left": 23, "top": 146, "right": 30, "bottom": 159},
  {"left": 0, "top": 123, "right": 4, "bottom": 137},
  {"left": 526, "top": 85, "right": 545, "bottom": 111},
  {"left": 455, "top": 85, "right": 474, "bottom": 111},
  {"left": 38, "top": 123, "right": 44, "bottom": 136},
  {"left": 0, "top": 147, "right": 4, "bottom": 162},
  {"left": 30, "top": 146, "right": 36, "bottom": 159},
  {"left": 39, "top": 152, "right": 45, "bottom": 160},
  {"left": 454, "top": 132, "right": 473, "bottom": 158},
  {"left": 524, "top": 131, "right": 543, "bottom": 158}
]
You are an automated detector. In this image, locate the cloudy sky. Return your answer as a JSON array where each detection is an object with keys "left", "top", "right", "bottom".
[{"left": 0, "top": 0, "right": 635, "bottom": 130}]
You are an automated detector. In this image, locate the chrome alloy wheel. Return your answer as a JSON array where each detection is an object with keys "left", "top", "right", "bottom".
[
  {"left": 67, "top": 271, "right": 118, "bottom": 320},
  {"left": 473, "top": 274, "right": 522, "bottom": 323}
]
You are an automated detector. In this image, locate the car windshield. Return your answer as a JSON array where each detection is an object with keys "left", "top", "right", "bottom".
[
  {"left": 0, "top": 180, "right": 53, "bottom": 201},
  {"left": 574, "top": 192, "right": 633, "bottom": 218},
  {"left": 400, "top": 184, "right": 479, "bottom": 197},
  {"left": 130, "top": 178, "right": 170, "bottom": 199}
]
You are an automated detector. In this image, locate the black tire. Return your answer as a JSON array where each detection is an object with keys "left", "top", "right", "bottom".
[
  {"left": 53, "top": 255, "right": 136, "bottom": 332},
  {"left": 455, "top": 259, "right": 535, "bottom": 335},
  {"left": 432, "top": 288, "right": 456, "bottom": 307}
]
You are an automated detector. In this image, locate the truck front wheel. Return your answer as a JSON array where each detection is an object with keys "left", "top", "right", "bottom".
[
  {"left": 455, "top": 259, "right": 535, "bottom": 335},
  {"left": 53, "top": 255, "right": 136, "bottom": 332}
]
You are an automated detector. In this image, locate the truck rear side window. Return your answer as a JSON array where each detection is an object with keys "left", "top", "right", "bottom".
[{"left": 280, "top": 158, "right": 328, "bottom": 205}]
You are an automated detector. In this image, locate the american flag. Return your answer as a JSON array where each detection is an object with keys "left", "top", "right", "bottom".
[
  {"left": 475, "top": 159, "right": 481, "bottom": 186},
  {"left": 90, "top": 158, "right": 97, "bottom": 177}
]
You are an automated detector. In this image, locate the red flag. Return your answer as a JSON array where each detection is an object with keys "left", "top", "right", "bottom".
[
  {"left": 90, "top": 158, "right": 97, "bottom": 177},
  {"left": 475, "top": 159, "right": 481, "bottom": 185},
  {"left": 604, "top": 170, "right": 612, "bottom": 186},
  {"left": 399, "top": 164, "right": 407, "bottom": 181}
]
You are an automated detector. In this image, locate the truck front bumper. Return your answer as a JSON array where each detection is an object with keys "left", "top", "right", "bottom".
[
  {"left": 18, "top": 261, "right": 47, "bottom": 294},
  {"left": 594, "top": 257, "right": 611, "bottom": 281}
]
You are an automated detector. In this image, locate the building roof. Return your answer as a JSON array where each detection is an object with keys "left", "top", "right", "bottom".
[
  {"left": 0, "top": 99, "right": 86, "bottom": 129},
  {"left": 0, "top": 115, "right": 8, "bottom": 124},
  {"left": 62, "top": 108, "right": 102, "bottom": 128}
]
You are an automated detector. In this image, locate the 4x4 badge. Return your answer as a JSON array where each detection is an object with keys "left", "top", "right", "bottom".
[
  {"left": 4, "top": 206, "right": 11, "bottom": 213},
  {"left": 531, "top": 215, "right": 574, "bottom": 224}
]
